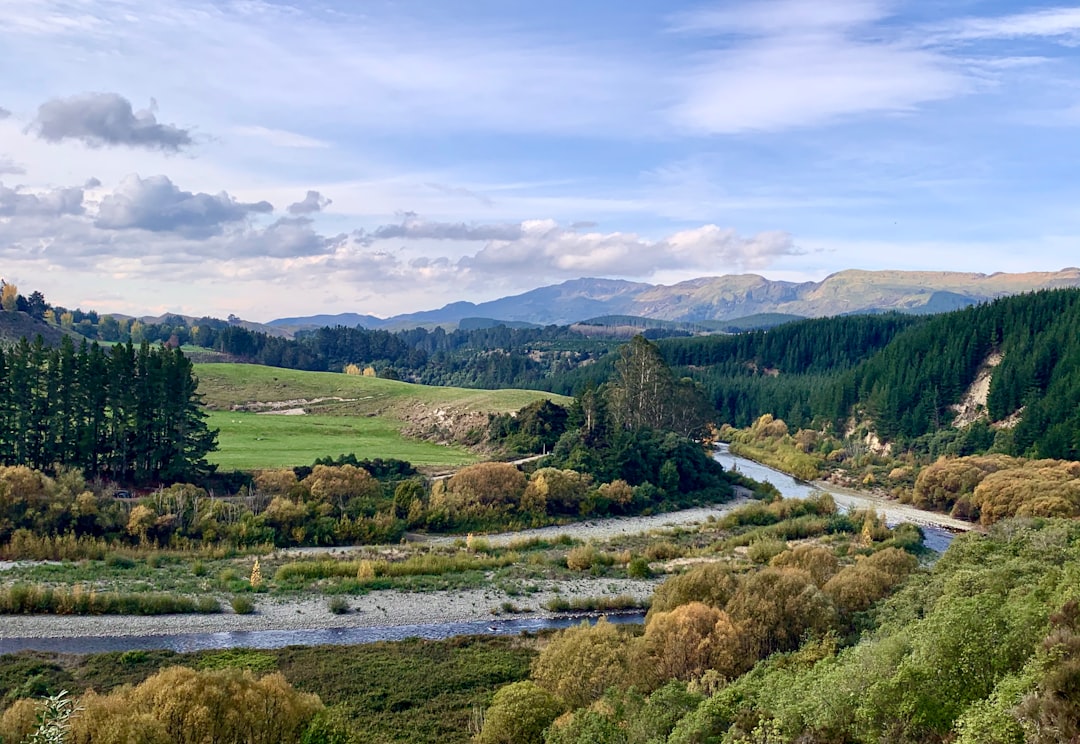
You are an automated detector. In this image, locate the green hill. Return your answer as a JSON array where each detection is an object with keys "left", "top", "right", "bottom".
[{"left": 195, "top": 364, "right": 569, "bottom": 469}]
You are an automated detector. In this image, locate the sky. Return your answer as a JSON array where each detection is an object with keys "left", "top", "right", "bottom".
[{"left": 3, "top": 0, "right": 1080, "bottom": 322}]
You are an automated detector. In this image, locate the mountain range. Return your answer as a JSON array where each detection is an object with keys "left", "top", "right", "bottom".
[{"left": 267, "top": 268, "right": 1080, "bottom": 332}]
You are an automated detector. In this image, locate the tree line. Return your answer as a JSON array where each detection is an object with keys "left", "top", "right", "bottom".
[{"left": 0, "top": 336, "right": 217, "bottom": 484}]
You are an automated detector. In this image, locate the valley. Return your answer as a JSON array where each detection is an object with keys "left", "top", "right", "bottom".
[{"left": 1, "top": 281, "right": 1079, "bottom": 744}]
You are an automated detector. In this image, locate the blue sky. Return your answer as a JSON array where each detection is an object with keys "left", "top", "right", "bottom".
[{"left": 2, "top": 0, "right": 1080, "bottom": 321}]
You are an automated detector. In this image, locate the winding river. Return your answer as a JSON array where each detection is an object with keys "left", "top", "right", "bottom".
[{"left": 0, "top": 448, "right": 974, "bottom": 654}]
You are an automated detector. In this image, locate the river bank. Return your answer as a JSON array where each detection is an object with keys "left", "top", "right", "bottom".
[
  {"left": 0, "top": 575, "right": 656, "bottom": 645},
  {"left": 1, "top": 447, "right": 977, "bottom": 649}
]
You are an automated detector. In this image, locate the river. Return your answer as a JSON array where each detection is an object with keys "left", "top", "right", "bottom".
[{"left": 0, "top": 447, "right": 973, "bottom": 654}]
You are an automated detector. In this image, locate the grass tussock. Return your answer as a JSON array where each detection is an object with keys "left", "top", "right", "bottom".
[
  {"left": 0, "top": 584, "right": 220, "bottom": 615},
  {"left": 274, "top": 552, "right": 520, "bottom": 584}
]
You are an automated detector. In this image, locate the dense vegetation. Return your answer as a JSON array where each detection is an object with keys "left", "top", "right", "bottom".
[
  {"left": 471, "top": 516, "right": 1080, "bottom": 744},
  {"left": 0, "top": 637, "right": 532, "bottom": 744},
  {"left": 0, "top": 336, "right": 216, "bottom": 483},
  {"left": 660, "top": 290, "right": 1080, "bottom": 459}
]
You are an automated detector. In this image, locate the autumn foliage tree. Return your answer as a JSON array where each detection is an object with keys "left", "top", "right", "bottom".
[
  {"left": 531, "top": 618, "right": 636, "bottom": 709},
  {"left": 67, "top": 666, "right": 322, "bottom": 744},
  {"left": 428, "top": 462, "right": 526, "bottom": 524}
]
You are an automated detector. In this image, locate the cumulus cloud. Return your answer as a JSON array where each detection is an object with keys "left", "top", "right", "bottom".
[
  {"left": 287, "top": 190, "right": 332, "bottom": 215},
  {"left": 460, "top": 221, "right": 797, "bottom": 276},
  {"left": 0, "top": 181, "right": 84, "bottom": 217},
  {"left": 94, "top": 174, "right": 272, "bottom": 238},
  {"left": 33, "top": 93, "right": 193, "bottom": 151},
  {"left": 224, "top": 216, "right": 333, "bottom": 258},
  {"left": 0, "top": 156, "right": 25, "bottom": 175},
  {"left": 359, "top": 214, "right": 800, "bottom": 277}
]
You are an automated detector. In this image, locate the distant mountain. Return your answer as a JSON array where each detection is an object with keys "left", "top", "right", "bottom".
[
  {"left": 269, "top": 269, "right": 1080, "bottom": 330},
  {"left": 268, "top": 312, "right": 385, "bottom": 334}
]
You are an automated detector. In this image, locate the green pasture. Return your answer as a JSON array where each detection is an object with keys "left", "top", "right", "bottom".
[
  {"left": 205, "top": 411, "right": 478, "bottom": 470},
  {"left": 195, "top": 363, "right": 567, "bottom": 414}
]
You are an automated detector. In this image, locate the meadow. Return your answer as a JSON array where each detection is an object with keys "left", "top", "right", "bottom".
[
  {"left": 195, "top": 363, "right": 568, "bottom": 469},
  {"left": 194, "top": 363, "right": 567, "bottom": 415},
  {"left": 206, "top": 411, "right": 478, "bottom": 469}
]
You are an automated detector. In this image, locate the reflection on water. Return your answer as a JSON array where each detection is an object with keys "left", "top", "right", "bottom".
[{"left": 0, "top": 612, "right": 645, "bottom": 655}]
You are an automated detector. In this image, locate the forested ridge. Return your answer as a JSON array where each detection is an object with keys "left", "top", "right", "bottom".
[
  {"left": 9, "top": 280, "right": 1080, "bottom": 458},
  {"left": 645, "top": 289, "right": 1080, "bottom": 459}
]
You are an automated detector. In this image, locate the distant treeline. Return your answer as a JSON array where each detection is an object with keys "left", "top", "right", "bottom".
[{"left": 0, "top": 337, "right": 217, "bottom": 483}]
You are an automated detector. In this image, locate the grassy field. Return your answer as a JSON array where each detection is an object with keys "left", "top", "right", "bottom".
[
  {"left": 195, "top": 364, "right": 568, "bottom": 470},
  {"left": 206, "top": 411, "right": 478, "bottom": 469},
  {"left": 195, "top": 363, "right": 567, "bottom": 414}
]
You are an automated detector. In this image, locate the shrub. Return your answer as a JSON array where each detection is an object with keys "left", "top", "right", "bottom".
[
  {"left": 644, "top": 541, "right": 684, "bottom": 561},
  {"left": 566, "top": 544, "right": 599, "bottom": 571},
  {"left": 196, "top": 596, "right": 222, "bottom": 613},
  {"left": 327, "top": 597, "right": 349, "bottom": 615},
  {"left": 532, "top": 618, "right": 635, "bottom": 708},
  {"left": 477, "top": 681, "right": 562, "bottom": 744},
  {"left": 230, "top": 596, "right": 256, "bottom": 614},
  {"left": 628, "top": 556, "right": 653, "bottom": 578},
  {"left": 746, "top": 537, "right": 787, "bottom": 564},
  {"left": 648, "top": 563, "right": 738, "bottom": 618},
  {"left": 70, "top": 666, "right": 322, "bottom": 744},
  {"left": 105, "top": 553, "right": 136, "bottom": 569}
]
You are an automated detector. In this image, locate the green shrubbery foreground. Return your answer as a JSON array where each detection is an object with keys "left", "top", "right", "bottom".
[{"left": 3, "top": 516, "right": 1076, "bottom": 743}]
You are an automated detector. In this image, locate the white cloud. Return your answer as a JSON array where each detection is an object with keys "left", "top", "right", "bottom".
[
  {"left": 669, "top": 1, "right": 967, "bottom": 134},
  {"left": 33, "top": 92, "right": 193, "bottom": 151},
  {"left": 937, "top": 7, "right": 1080, "bottom": 43},
  {"left": 94, "top": 174, "right": 272, "bottom": 237}
]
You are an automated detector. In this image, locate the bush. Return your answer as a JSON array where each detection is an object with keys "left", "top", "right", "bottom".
[
  {"left": 105, "top": 553, "right": 136, "bottom": 569},
  {"left": 644, "top": 541, "right": 684, "bottom": 561},
  {"left": 327, "top": 597, "right": 349, "bottom": 615},
  {"left": 648, "top": 564, "right": 738, "bottom": 618},
  {"left": 628, "top": 556, "right": 653, "bottom": 578},
  {"left": 196, "top": 596, "right": 222, "bottom": 613},
  {"left": 565, "top": 544, "right": 615, "bottom": 572},
  {"left": 0, "top": 584, "right": 215, "bottom": 615},
  {"left": 746, "top": 537, "right": 787, "bottom": 564},
  {"left": 532, "top": 618, "right": 634, "bottom": 708},
  {"left": 230, "top": 596, "right": 256, "bottom": 615},
  {"left": 477, "top": 681, "right": 562, "bottom": 744}
]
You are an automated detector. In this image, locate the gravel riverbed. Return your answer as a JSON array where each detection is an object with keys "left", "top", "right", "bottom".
[{"left": 0, "top": 577, "right": 658, "bottom": 640}]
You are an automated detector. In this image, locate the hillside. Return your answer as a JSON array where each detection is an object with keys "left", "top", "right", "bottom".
[
  {"left": 268, "top": 268, "right": 1080, "bottom": 328},
  {"left": 195, "top": 364, "right": 570, "bottom": 469},
  {"left": 0, "top": 311, "right": 73, "bottom": 346},
  {"left": 648, "top": 288, "right": 1080, "bottom": 460}
]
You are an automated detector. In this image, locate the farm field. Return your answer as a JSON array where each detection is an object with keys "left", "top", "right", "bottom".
[
  {"left": 206, "top": 411, "right": 477, "bottom": 469},
  {"left": 195, "top": 364, "right": 569, "bottom": 470},
  {"left": 194, "top": 363, "right": 567, "bottom": 415}
]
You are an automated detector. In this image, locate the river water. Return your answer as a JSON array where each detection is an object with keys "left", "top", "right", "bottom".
[
  {"left": 0, "top": 612, "right": 645, "bottom": 655},
  {"left": 0, "top": 448, "right": 967, "bottom": 654},
  {"left": 712, "top": 446, "right": 963, "bottom": 553}
]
